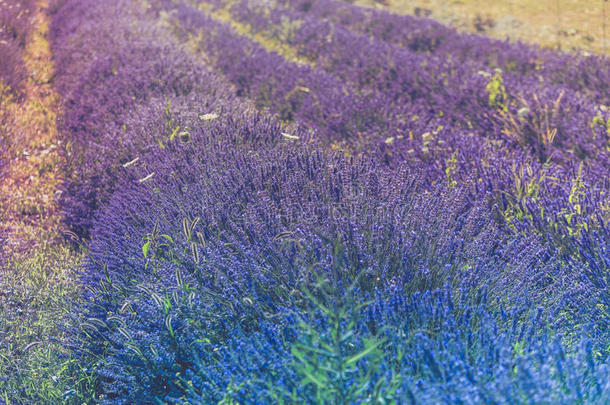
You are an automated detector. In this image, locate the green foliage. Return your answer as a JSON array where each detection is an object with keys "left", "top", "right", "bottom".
[
  {"left": 141, "top": 217, "right": 203, "bottom": 275},
  {"left": 590, "top": 106, "right": 610, "bottom": 139},
  {"left": 485, "top": 68, "right": 508, "bottom": 112},
  {"left": 501, "top": 162, "right": 554, "bottom": 233},
  {"left": 141, "top": 221, "right": 179, "bottom": 272},
  {"left": 158, "top": 98, "right": 185, "bottom": 148},
  {"left": 0, "top": 242, "right": 98, "bottom": 403},
  {"left": 445, "top": 151, "right": 458, "bottom": 188},
  {"left": 289, "top": 274, "right": 401, "bottom": 404},
  {"left": 560, "top": 162, "right": 588, "bottom": 237}
]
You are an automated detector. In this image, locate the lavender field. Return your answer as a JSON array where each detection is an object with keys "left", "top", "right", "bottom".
[{"left": 0, "top": 0, "right": 609, "bottom": 403}]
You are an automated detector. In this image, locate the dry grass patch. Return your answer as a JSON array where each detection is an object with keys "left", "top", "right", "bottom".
[{"left": 355, "top": 0, "right": 609, "bottom": 55}]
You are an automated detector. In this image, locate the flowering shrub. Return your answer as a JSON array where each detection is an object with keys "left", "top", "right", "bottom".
[
  {"left": 40, "top": 0, "right": 610, "bottom": 402},
  {"left": 75, "top": 136, "right": 607, "bottom": 401},
  {"left": 57, "top": 46, "right": 244, "bottom": 236},
  {"left": 82, "top": 269, "right": 609, "bottom": 403}
]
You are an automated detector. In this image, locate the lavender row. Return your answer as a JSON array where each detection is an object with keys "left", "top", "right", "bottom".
[
  {"left": 277, "top": 0, "right": 610, "bottom": 106},
  {"left": 208, "top": 0, "right": 518, "bottom": 154},
  {"left": 86, "top": 119, "right": 608, "bottom": 402},
  {"left": 50, "top": 0, "right": 297, "bottom": 237},
  {"left": 161, "top": 0, "right": 609, "bottom": 266},
  {"left": 159, "top": 0, "right": 495, "bottom": 180},
  {"left": 83, "top": 92, "right": 608, "bottom": 403},
  {"left": 221, "top": 0, "right": 610, "bottom": 216},
  {"left": 228, "top": 0, "right": 500, "bottom": 131},
  {"left": 230, "top": 0, "right": 610, "bottom": 181},
  {"left": 223, "top": 0, "right": 609, "bottom": 173},
  {"left": 46, "top": 0, "right": 306, "bottom": 400},
  {"left": 194, "top": 0, "right": 610, "bottom": 206}
]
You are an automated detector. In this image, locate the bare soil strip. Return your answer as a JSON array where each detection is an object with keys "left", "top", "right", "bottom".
[
  {"left": 0, "top": 0, "right": 65, "bottom": 258},
  {"left": 0, "top": 1, "right": 90, "bottom": 401}
]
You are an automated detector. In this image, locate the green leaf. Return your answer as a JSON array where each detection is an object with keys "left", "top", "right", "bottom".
[
  {"left": 166, "top": 314, "right": 174, "bottom": 338},
  {"left": 340, "top": 330, "right": 354, "bottom": 343},
  {"left": 345, "top": 339, "right": 383, "bottom": 365},
  {"left": 291, "top": 346, "right": 306, "bottom": 363},
  {"left": 161, "top": 234, "right": 174, "bottom": 244},
  {"left": 142, "top": 241, "right": 151, "bottom": 258},
  {"left": 169, "top": 126, "right": 180, "bottom": 141},
  {"left": 300, "top": 368, "right": 328, "bottom": 389},
  {"left": 296, "top": 343, "right": 335, "bottom": 358}
]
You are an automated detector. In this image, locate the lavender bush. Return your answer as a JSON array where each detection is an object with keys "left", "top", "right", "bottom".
[{"left": 77, "top": 138, "right": 607, "bottom": 401}]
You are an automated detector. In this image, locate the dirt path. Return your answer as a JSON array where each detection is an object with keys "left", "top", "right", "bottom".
[
  {"left": 0, "top": 0, "right": 65, "bottom": 258},
  {"left": 0, "top": 0, "right": 92, "bottom": 402}
]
